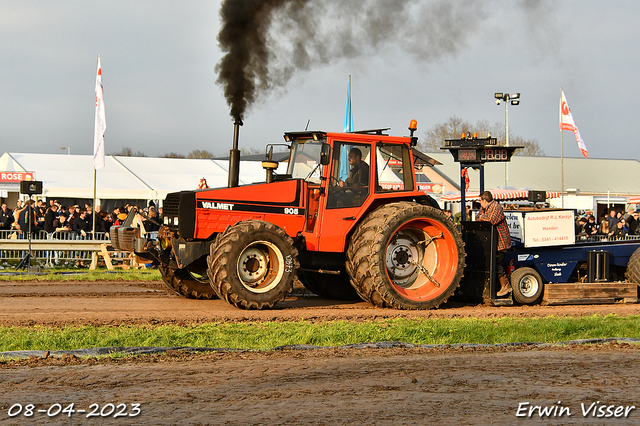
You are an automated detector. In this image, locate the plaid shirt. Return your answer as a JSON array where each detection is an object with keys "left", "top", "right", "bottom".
[{"left": 476, "top": 200, "right": 512, "bottom": 251}]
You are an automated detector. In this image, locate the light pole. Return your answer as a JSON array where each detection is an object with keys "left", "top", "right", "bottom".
[
  {"left": 494, "top": 92, "right": 520, "bottom": 187},
  {"left": 60, "top": 146, "right": 70, "bottom": 155}
]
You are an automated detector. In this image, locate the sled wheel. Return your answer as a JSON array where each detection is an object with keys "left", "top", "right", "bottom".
[
  {"left": 158, "top": 264, "right": 218, "bottom": 299},
  {"left": 625, "top": 247, "right": 640, "bottom": 287},
  {"left": 510, "top": 267, "right": 544, "bottom": 305},
  {"left": 346, "top": 201, "right": 465, "bottom": 309},
  {"left": 207, "top": 220, "right": 298, "bottom": 309},
  {"left": 297, "top": 270, "right": 362, "bottom": 300}
]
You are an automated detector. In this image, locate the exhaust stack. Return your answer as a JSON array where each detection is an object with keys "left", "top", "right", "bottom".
[{"left": 228, "top": 120, "right": 243, "bottom": 188}]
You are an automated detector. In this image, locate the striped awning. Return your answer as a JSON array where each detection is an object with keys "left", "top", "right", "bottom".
[
  {"left": 440, "top": 189, "right": 560, "bottom": 202},
  {"left": 628, "top": 197, "right": 640, "bottom": 204}
]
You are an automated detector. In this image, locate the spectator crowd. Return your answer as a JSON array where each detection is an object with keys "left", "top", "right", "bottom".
[
  {"left": 0, "top": 199, "right": 162, "bottom": 267},
  {"left": 576, "top": 207, "right": 640, "bottom": 240}
]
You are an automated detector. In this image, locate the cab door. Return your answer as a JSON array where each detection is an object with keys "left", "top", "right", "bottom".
[{"left": 316, "top": 141, "right": 373, "bottom": 252}]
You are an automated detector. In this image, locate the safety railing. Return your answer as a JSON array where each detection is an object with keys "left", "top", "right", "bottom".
[
  {"left": 0, "top": 230, "right": 113, "bottom": 267},
  {"left": 576, "top": 234, "right": 640, "bottom": 243}
]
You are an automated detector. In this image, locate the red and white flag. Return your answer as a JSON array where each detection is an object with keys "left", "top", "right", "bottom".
[
  {"left": 560, "top": 90, "right": 588, "bottom": 158},
  {"left": 93, "top": 55, "right": 106, "bottom": 169}
]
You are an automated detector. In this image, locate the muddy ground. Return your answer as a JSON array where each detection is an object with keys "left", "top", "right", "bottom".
[{"left": 1, "top": 280, "right": 640, "bottom": 425}]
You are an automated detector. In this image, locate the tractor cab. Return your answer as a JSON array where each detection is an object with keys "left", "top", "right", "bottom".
[{"left": 276, "top": 124, "right": 441, "bottom": 253}]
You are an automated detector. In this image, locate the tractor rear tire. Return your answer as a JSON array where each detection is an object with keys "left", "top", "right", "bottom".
[
  {"left": 298, "top": 270, "right": 362, "bottom": 300},
  {"left": 346, "top": 201, "right": 465, "bottom": 309},
  {"left": 625, "top": 246, "right": 640, "bottom": 286},
  {"left": 207, "top": 220, "right": 299, "bottom": 310},
  {"left": 159, "top": 264, "right": 218, "bottom": 300},
  {"left": 510, "top": 267, "right": 544, "bottom": 305}
]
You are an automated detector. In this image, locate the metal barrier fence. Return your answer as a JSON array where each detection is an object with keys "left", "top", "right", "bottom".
[
  {"left": 0, "top": 230, "right": 111, "bottom": 267},
  {"left": 577, "top": 234, "right": 640, "bottom": 243}
]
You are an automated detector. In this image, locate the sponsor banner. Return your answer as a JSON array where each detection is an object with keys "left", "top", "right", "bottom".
[
  {"left": 418, "top": 183, "right": 444, "bottom": 193},
  {"left": 0, "top": 172, "right": 35, "bottom": 183},
  {"left": 380, "top": 183, "right": 405, "bottom": 190},
  {"left": 524, "top": 210, "right": 575, "bottom": 247},
  {"left": 505, "top": 212, "right": 524, "bottom": 247},
  {"left": 378, "top": 182, "right": 445, "bottom": 193}
]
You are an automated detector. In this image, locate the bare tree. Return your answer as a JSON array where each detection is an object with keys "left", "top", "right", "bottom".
[
  {"left": 420, "top": 116, "right": 472, "bottom": 152},
  {"left": 509, "top": 136, "right": 545, "bottom": 156},
  {"left": 420, "top": 116, "right": 544, "bottom": 156},
  {"left": 187, "top": 150, "right": 214, "bottom": 159},
  {"left": 240, "top": 147, "right": 264, "bottom": 155},
  {"left": 112, "top": 147, "right": 146, "bottom": 157},
  {"left": 161, "top": 152, "right": 186, "bottom": 159}
]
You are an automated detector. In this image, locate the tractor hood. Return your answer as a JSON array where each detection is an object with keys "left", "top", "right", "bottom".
[{"left": 196, "top": 179, "right": 301, "bottom": 207}]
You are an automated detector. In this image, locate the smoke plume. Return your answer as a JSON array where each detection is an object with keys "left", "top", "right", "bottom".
[{"left": 216, "top": 0, "right": 550, "bottom": 122}]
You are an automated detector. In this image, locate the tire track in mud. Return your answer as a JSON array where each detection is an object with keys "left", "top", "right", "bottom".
[
  {"left": 2, "top": 347, "right": 640, "bottom": 425},
  {"left": 1, "top": 280, "right": 639, "bottom": 329}
]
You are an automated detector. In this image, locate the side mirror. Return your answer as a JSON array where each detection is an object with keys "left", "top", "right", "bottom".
[{"left": 320, "top": 143, "right": 331, "bottom": 166}]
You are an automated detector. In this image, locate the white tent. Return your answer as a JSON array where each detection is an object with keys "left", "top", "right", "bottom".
[{"left": 0, "top": 152, "right": 287, "bottom": 203}]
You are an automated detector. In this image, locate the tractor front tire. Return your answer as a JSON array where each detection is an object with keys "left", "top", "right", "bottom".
[
  {"left": 207, "top": 220, "right": 299, "bottom": 309},
  {"left": 346, "top": 202, "right": 465, "bottom": 310},
  {"left": 159, "top": 264, "right": 218, "bottom": 300}
]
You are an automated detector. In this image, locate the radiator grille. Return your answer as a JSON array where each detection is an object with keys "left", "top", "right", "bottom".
[{"left": 163, "top": 192, "right": 181, "bottom": 217}]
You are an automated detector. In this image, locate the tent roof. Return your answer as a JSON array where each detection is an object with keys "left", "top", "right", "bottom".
[
  {"left": 426, "top": 152, "right": 640, "bottom": 196},
  {"left": 5, "top": 150, "right": 640, "bottom": 203},
  {"left": 441, "top": 189, "right": 560, "bottom": 202},
  {"left": 0, "top": 152, "right": 286, "bottom": 200}
]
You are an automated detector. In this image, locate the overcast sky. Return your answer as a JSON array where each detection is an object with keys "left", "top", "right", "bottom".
[{"left": 1, "top": 0, "right": 639, "bottom": 161}]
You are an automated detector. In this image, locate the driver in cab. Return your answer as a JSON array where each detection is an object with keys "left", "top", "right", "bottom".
[{"left": 339, "top": 148, "right": 369, "bottom": 189}]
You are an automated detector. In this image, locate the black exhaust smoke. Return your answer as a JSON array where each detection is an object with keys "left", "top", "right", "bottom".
[
  {"left": 215, "top": 0, "right": 553, "bottom": 152},
  {"left": 217, "top": 0, "right": 303, "bottom": 124}
]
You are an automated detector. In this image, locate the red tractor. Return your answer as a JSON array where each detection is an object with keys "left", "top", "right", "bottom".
[{"left": 111, "top": 121, "right": 466, "bottom": 310}]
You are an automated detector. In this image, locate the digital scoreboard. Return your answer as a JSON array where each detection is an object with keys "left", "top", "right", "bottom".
[
  {"left": 453, "top": 147, "right": 515, "bottom": 163},
  {"left": 443, "top": 135, "right": 521, "bottom": 164}
]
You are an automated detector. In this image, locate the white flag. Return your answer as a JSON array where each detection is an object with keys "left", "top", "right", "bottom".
[
  {"left": 560, "top": 90, "right": 588, "bottom": 158},
  {"left": 93, "top": 55, "right": 106, "bottom": 169}
]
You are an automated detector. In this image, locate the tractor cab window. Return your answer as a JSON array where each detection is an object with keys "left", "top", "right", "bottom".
[
  {"left": 286, "top": 140, "right": 325, "bottom": 184},
  {"left": 327, "top": 142, "right": 371, "bottom": 208},
  {"left": 375, "top": 144, "right": 414, "bottom": 193}
]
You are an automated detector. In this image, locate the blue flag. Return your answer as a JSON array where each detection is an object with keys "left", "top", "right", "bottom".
[
  {"left": 344, "top": 79, "right": 353, "bottom": 132},
  {"left": 340, "top": 77, "right": 353, "bottom": 180}
]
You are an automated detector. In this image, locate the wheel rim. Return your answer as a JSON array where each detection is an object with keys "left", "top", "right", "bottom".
[
  {"left": 518, "top": 274, "right": 540, "bottom": 298},
  {"left": 385, "top": 219, "right": 460, "bottom": 301},
  {"left": 386, "top": 232, "right": 422, "bottom": 286},
  {"left": 236, "top": 241, "right": 284, "bottom": 293}
]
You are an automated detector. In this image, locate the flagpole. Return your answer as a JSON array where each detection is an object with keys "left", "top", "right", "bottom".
[
  {"left": 93, "top": 168, "right": 97, "bottom": 234},
  {"left": 560, "top": 87, "right": 565, "bottom": 209},
  {"left": 93, "top": 54, "right": 106, "bottom": 236}
]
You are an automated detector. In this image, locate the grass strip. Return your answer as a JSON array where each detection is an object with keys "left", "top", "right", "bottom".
[
  {"left": 0, "top": 269, "right": 161, "bottom": 282},
  {"left": 1, "top": 315, "right": 639, "bottom": 352}
]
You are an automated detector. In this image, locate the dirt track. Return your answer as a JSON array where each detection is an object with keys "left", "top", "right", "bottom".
[
  {"left": 1, "top": 280, "right": 639, "bottom": 327},
  {"left": 1, "top": 280, "right": 640, "bottom": 425}
]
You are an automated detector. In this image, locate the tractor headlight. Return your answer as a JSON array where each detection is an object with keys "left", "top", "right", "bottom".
[
  {"left": 163, "top": 216, "right": 179, "bottom": 226},
  {"left": 160, "top": 236, "right": 171, "bottom": 251}
]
